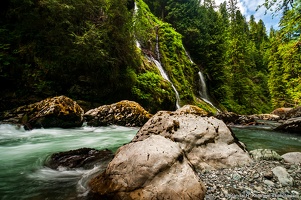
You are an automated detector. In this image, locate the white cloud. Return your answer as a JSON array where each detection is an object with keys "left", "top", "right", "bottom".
[{"left": 213, "top": 0, "right": 280, "bottom": 29}]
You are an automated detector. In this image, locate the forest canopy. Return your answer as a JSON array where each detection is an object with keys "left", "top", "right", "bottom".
[{"left": 0, "top": 0, "right": 300, "bottom": 114}]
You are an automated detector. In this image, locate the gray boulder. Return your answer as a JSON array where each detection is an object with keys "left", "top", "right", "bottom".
[
  {"left": 89, "top": 135, "right": 206, "bottom": 199},
  {"left": 272, "top": 166, "right": 294, "bottom": 186},
  {"left": 132, "top": 109, "right": 252, "bottom": 171},
  {"left": 281, "top": 152, "right": 301, "bottom": 164},
  {"left": 216, "top": 112, "right": 257, "bottom": 125},
  {"left": 285, "top": 106, "right": 301, "bottom": 119},
  {"left": 84, "top": 100, "right": 152, "bottom": 127}
]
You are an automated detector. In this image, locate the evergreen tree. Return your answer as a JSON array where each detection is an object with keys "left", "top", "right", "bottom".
[{"left": 265, "top": 0, "right": 301, "bottom": 107}]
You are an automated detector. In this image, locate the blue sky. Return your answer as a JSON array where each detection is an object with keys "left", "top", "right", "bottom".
[{"left": 215, "top": 0, "right": 282, "bottom": 31}]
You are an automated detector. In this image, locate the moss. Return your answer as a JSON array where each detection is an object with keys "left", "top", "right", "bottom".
[{"left": 132, "top": 0, "right": 216, "bottom": 113}]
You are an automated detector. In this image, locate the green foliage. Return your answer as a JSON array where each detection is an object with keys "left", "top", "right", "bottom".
[
  {"left": 133, "top": 0, "right": 199, "bottom": 112},
  {"left": 132, "top": 71, "right": 175, "bottom": 113},
  {"left": 0, "top": 0, "right": 139, "bottom": 106},
  {"left": 2, "top": 0, "right": 298, "bottom": 115},
  {"left": 265, "top": 0, "right": 301, "bottom": 108}
]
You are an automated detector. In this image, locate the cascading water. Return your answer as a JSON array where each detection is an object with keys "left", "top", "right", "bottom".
[
  {"left": 134, "top": 3, "right": 141, "bottom": 49},
  {"left": 198, "top": 71, "right": 209, "bottom": 100},
  {"left": 133, "top": 3, "right": 180, "bottom": 109},
  {"left": 185, "top": 48, "right": 219, "bottom": 112},
  {"left": 148, "top": 56, "right": 181, "bottom": 109},
  {"left": 153, "top": 32, "right": 181, "bottom": 109},
  {"left": 198, "top": 71, "right": 220, "bottom": 112}
]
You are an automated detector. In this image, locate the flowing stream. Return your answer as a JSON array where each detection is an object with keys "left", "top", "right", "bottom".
[
  {"left": 0, "top": 122, "right": 300, "bottom": 199},
  {"left": 0, "top": 124, "right": 138, "bottom": 200},
  {"left": 231, "top": 123, "right": 301, "bottom": 155}
]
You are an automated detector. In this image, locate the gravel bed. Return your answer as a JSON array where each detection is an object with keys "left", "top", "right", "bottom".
[{"left": 199, "top": 160, "right": 301, "bottom": 200}]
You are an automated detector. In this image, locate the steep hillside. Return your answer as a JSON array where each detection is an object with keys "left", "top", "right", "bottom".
[{"left": 132, "top": 0, "right": 219, "bottom": 113}]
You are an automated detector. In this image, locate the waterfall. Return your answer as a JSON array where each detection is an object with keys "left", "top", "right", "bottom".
[
  {"left": 184, "top": 48, "right": 194, "bottom": 64},
  {"left": 198, "top": 71, "right": 209, "bottom": 100},
  {"left": 148, "top": 55, "right": 181, "bottom": 109},
  {"left": 134, "top": 3, "right": 141, "bottom": 49},
  {"left": 198, "top": 71, "right": 220, "bottom": 112}
]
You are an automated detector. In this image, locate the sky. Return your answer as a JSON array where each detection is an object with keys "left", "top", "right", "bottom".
[{"left": 214, "top": 0, "right": 282, "bottom": 31}]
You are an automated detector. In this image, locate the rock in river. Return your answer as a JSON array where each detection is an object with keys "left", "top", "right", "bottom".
[
  {"left": 274, "top": 117, "right": 301, "bottom": 133},
  {"left": 89, "top": 135, "right": 206, "bottom": 199},
  {"left": 84, "top": 100, "right": 152, "bottom": 127},
  {"left": 45, "top": 148, "right": 114, "bottom": 170},
  {"left": 1, "top": 95, "right": 84, "bottom": 129}
]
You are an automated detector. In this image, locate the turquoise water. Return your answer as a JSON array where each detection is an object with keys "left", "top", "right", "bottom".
[
  {"left": 231, "top": 123, "right": 301, "bottom": 155},
  {"left": 0, "top": 122, "right": 300, "bottom": 199},
  {"left": 0, "top": 124, "right": 138, "bottom": 200}
]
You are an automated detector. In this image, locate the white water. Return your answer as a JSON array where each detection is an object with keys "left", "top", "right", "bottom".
[
  {"left": 134, "top": 2, "right": 141, "bottom": 50},
  {"left": 147, "top": 56, "right": 181, "bottom": 109},
  {"left": 197, "top": 71, "right": 220, "bottom": 112},
  {"left": 183, "top": 48, "right": 219, "bottom": 112},
  {"left": 198, "top": 71, "right": 209, "bottom": 100},
  {"left": 153, "top": 32, "right": 181, "bottom": 109},
  {"left": 184, "top": 48, "right": 194, "bottom": 64},
  {"left": 0, "top": 124, "right": 138, "bottom": 200}
]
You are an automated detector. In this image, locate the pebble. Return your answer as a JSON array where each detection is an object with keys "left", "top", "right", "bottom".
[{"left": 199, "top": 160, "right": 301, "bottom": 199}]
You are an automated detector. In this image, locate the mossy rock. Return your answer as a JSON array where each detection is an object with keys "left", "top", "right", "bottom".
[
  {"left": 175, "top": 105, "right": 209, "bottom": 116},
  {"left": 1, "top": 95, "right": 84, "bottom": 129},
  {"left": 249, "top": 149, "right": 283, "bottom": 161},
  {"left": 84, "top": 100, "right": 153, "bottom": 127}
]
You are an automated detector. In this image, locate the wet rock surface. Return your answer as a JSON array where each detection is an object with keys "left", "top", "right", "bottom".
[
  {"left": 199, "top": 160, "right": 301, "bottom": 200},
  {"left": 45, "top": 148, "right": 114, "bottom": 170},
  {"left": 274, "top": 117, "right": 301, "bottom": 133}
]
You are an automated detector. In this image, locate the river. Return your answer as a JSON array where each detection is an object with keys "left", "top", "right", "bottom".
[{"left": 0, "top": 122, "right": 300, "bottom": 199}]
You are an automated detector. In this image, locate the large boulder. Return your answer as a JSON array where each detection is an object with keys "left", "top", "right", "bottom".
[
  {"left": 45, "top": 148, "right": 114, "bottom": 170},
  {"left": 84, "top": 100, "right": 152, "bottom": 127},
  {"left": 132, "top": 108, "right": 252, "bottom": 171},
  {"left": 271, "top": 107, "right": 293, "bottom": 119},
  {"left": 89, "top": 135, "right": 206, "bottom": 199},
  {"left": 1, "top": 96, "right": 84, "bottom": 129},
  {"left": 274, "top": 117, "right": 301, "bottom": 133},
  {"left": 281, "top": 152, "right": 301, "bottom": 164},
  {"left": 285, "top": 106, "right": 301, "bottom": 119}
]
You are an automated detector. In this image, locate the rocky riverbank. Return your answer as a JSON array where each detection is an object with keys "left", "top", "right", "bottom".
[{"left": 199, "top": 160, "right": 300, "bottom": 200}]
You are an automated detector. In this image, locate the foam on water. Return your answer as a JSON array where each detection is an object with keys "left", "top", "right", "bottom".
[{"left": 0, "top": 124, "right": 138, "bottom": 199}]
